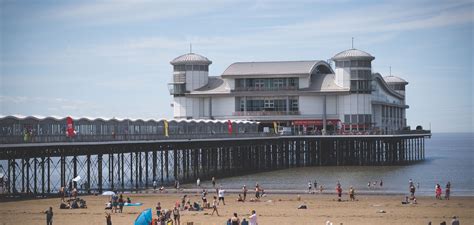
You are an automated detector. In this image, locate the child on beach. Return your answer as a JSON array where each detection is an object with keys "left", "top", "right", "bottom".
[
  {"left": 105, "top": 212, "right": 112, "bottom": 225},
  {"left": 45, "top": 207, "right": 53, "bottom": 225},
  {"left": 349, "top": 186, "right": 355, "bottom": 201},
  {"left": 211, "top": 196, "right": 219, "bottom": 216},
  {"left": 242, "top": 185, "right": 248, "bottom": 201}
]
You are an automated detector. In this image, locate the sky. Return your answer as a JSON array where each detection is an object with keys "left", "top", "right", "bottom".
[{"left": 0, "top": 0, "right": 472, "bottom": 132}]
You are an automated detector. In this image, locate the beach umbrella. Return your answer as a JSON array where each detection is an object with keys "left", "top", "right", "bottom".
[
  {"left": 134, "top": 208, "right": 152, "bottom": 225},
  {"left": 72, "top": 176, "right": 81, "bottom": 182},
  {"left": 102, "top": 191, "right": 116, "bottom": 196}
]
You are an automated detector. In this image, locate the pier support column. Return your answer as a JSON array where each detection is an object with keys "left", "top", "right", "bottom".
[
  {"left": 98, "top": 154, "right": 103, "bottom": 193},
  {"left": 86, "top": 154, "right": 91, "bottom": 194},
  {"left": 47, "top": 156, "right": 51, "bottom": 193}
]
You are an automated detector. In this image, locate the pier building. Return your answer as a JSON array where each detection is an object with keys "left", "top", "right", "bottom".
[{"left": 168, "top": 48, "right": 409, "bottom": 134}]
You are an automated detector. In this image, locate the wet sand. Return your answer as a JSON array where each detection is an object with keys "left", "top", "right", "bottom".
[{"left": 0, "top": 191, "right": 472, "bottom": 225}]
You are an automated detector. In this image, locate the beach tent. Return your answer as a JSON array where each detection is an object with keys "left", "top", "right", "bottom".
[
  {"left": 102, "top": 191, "right": 115, "bottom": 196},
  {"left": 134, "top": 208, "right": 152, "bottom": 225}
]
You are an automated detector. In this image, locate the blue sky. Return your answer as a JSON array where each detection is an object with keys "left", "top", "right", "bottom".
[{"left": 0, "top": 0, "right": 472, "bottom": 132}]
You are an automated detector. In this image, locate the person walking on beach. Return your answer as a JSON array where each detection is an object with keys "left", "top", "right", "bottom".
[
  {"left": 349, "top": 186, "right": 355, "bottom": 201},
  {"left": 380, "top": 179, "right": 383, "bottom": 187},
  {"left": 367, "top": 181, "right": 371, "bottom": 189},
  {"left": 201, "top": 189, "right": 208, "bottom": 207},
  {"left": 218, "top": 187, "right": 226, "bottom": 205},
  {"left": 242, "top": 185, "right": 248, "bottom": 201},
  {"left": 445, "top": 182, "right": 451, "bottom": 200},
  {"left": 308, "top": 181, "right": 312, "bottom": 193},
  {"left": 197, "top": 178, "right": 201, "bottom": 187},
  {"left": 211, "top": 196, "right": 220, "bottom": 216},
  {"left": 249, "top": 210, "right": 258, "bottom": 225},
  {"left": 45, "top": 207, "right": 53, "bottom": 225},
  {"left": 153, "top": 180, "right": 157, "bottom": 191},
  {"left": 255, "top": 184, "right": 260, "bottom": 199},
  {"left": 314, "top": 180, "right": 318, "bottom": 191},
  {"left": 212, "top": 177, "right": 216, "bottom": 188},
  {"left": 105, "top": 212, "right": 112, "bottom": 225},
  {"left": 336, "top": 184, "right": 342, "bottom": 202}
]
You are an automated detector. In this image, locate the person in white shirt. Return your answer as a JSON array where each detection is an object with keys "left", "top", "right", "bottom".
[
  {"left": 196, "top": 178, "right": 201, "bottom": 187},
  {"left": 249, "top": 210, "right": 258, "bottom": 225},
  {"left": 218, "top": 188, "right": 226, "bottom": 205}
]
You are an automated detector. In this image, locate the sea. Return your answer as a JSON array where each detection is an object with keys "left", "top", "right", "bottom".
[{"left": 193, "top": 133, "right": 474, "bottom": 196}]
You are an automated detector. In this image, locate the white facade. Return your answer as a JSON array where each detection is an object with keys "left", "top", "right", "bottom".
[{"left": 168, "top": 49, "right": 409, "bottom": 133}]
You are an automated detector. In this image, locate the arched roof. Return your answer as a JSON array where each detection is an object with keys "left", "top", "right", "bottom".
[
  {"left": 170, "top": 53, "right": 212, "bottom": 65},
  {"left": 383, "top": 75, "right": 408, "bottom": 84},
  {"left": 332, "top": 48, "right": 375, "bottom": 61},
  {"left": 221, "top": 60, "right": 334, "bottom": 77},
  {"left": 373, "top": 73, "right": 405, "bottom": 100},
  {"left": 0, "top": 115, "right": 259, "bottom": 124}
]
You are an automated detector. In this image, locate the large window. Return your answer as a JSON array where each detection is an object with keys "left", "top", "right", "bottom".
[
  {"left": 234, "top": 78, "right": 299, "bottom": 91},
  {"left": 173, "top": 64, "right": 208, "bottom": 72}
]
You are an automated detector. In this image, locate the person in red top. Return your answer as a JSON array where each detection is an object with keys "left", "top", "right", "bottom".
[
  {"left": 336, "top": 184, "right": 343, "bottom": 202},
  {"left": 435, "top": 184, "right": 442, "bottom": 200}
]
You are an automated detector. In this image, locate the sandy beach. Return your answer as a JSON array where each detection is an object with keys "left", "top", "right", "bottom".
[{"left": 0, "top": 190, "right": 472, "bottom": 225}]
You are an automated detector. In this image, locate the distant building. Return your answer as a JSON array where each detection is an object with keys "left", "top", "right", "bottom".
[{"left": 168, "top": 48, "right": 408, "bottom": 134}]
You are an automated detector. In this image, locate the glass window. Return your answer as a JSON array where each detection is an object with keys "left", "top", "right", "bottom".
[
  {"left": 273, "top": 79, "right": 284, "bottom": 88},
  {"left": 185, "top": 65, "right": 192, "bottom": 70},
  {"left": 344, "top": 115, "right": 350, "bottom": 123},
  {"left": 351, "top": 115, "right": 357, "bottom": 123},
  {"left": 255, "top": 79, "right": 265, "bottom": 88},
  {"left": 290, "top": 99, "right": 299, "bottom": 111},
  {"left": 358, "top": 115, "right": 365, "bottom": 123}
]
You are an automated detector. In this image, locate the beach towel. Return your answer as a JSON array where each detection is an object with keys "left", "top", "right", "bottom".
[{"left": 125, "top": 202, "right": 143, "bottom": 206}]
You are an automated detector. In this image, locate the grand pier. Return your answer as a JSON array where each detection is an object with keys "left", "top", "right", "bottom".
[{"left": 0, "top": 116, "right": 430, "bottom": 196}]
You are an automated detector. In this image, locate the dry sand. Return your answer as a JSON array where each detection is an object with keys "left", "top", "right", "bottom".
[{"left": 0, "top": 191, "right": 472, "bottom": 225}]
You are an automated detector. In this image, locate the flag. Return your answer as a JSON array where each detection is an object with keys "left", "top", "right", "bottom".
[{"left": 164, "top": 120, "right": 169, "bottom": 137}]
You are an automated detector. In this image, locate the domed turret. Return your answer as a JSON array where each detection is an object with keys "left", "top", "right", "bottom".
[
  {"left": 384, "top": 75, "right": 408, "bottom": 95},
  {"left": 170, "top": 53, "right": 212, "bottom": 65},
  {"left": 168, "top": 52, "right": 212, "bottom": 96},
  {"left": 332, "top": 49, "right": 375, "bottom": 61},
  {"left": 332, "top": 48, "right": 374, "bottom": 93}
]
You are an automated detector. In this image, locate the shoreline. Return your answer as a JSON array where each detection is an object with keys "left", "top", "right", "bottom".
[{"left": 0, "top": 192, "right": 472, "bottom": 225}]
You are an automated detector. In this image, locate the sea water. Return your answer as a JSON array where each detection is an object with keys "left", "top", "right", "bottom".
[{"left": 194, "top": 133, "right": 474, "bottom": 196}]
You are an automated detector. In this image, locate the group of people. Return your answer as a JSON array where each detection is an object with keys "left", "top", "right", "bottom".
[
  {"left": 104, "top": 194, "right": 130, "bottom": 213},
  {"left": 367, "top": 179, "right": 383, "bottom": 189},
  {"left": 150, "top": 203, "right": 180, "bottom": 225},
  {"left": 334, "top": 181, "right": 357, "bottom": 202},
  {"left": 435, "top": 182, "right": 451, "bottom": 200},
  {"left": 307, "top": 180, "right": 324, "bottom": 194},
  {"left": 226, "top": 210, "right": 258, "bottom": 225}
]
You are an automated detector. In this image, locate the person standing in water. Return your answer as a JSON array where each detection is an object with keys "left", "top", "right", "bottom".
[
  {"left": 212, "top": 177, "right": 216, "bottom": 188},
  {"left": 242, "top": 185, "right": 248, "bottom": 201},
  {"left": 445, "top": 182, "right": 451, "bottom": 200}
]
